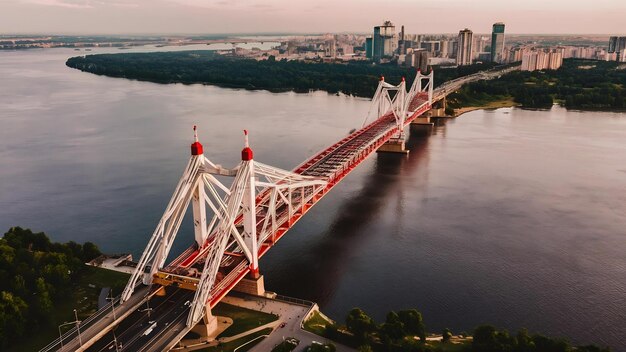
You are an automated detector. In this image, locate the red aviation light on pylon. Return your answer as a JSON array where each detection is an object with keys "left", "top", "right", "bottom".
[
  {"left": 241, "top": 129, "right": 253, "bottom": 161},
  {"left": 190, "top": 125, "right": 203, "bottom": 155}
]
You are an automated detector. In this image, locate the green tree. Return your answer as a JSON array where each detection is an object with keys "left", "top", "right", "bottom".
[
  {"left": 0, "top": 291, "right": 28, "bottom": 348},
  {"left": 346, "top": 308, "right": 376, "bottom": 343},
  {"left": 0, "top": 227, "right": 102, "bottom": 347},
  {"left": 82, "top": 242, "right": 102, "bottom": 261},
  {"left": 398, "top": 309, "right": 426, "bottom": 341},
  {"left": 358, "top": 345, "right": 374, "bottom": 352},
  {"left": 515, "top": 328, "right": 535, "bottom": 352},
  {"left": 442, "top": 328, "right": 452, "bottom": 343},
  {"left": 532, "top": 334, "right": 570, "bottom": 352},
  {"left": 381, "top": 311, "right": 405, "bottom": 340},
  {"left": 473, "top": 325, "right": 498, "bottom": 351}
]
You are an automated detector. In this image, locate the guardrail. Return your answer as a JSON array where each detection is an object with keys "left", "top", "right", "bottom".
[
  {"left": 39, "top": 297, "right": 120, "bottom": 352},
  {"left": 273, "top": 294, "right": 315, "bottom": 307}
]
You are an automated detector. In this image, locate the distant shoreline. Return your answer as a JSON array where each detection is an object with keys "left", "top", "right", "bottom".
[{"left": 452, "top": 98, "right": 519, "bottom": 117}]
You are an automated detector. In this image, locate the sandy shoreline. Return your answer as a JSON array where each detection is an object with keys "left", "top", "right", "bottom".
[{"left": 452, "top": 99, "right": 519, "bottom": 117}]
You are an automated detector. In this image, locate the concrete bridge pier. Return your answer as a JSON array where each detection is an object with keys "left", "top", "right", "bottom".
[
  {"left": 410, "top": 116, "right": 434, "bottom": 135},
  {"left": 233, "top": 269, "right": 266, "bottom": 296},
  {"left": 377, "top": 135, "right": 409, "bottom": 154},
  {"left": 191, "top": 304, "right": 219, "bottom": 338},
  {"left": 411, "top": 97, "right": 451, "bottom": 135}
]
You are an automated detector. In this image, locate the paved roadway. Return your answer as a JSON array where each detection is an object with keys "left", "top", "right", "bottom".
[
  {"left": 86, "top": 288, "right": 194, "bottom": 352},
  {"left": 221, "top": 295, "right": 355, "bottom": 352},
  {"left": 433, "top": 64, "right": 521, "bottom": 102},
  {"left": 40, "top": 285, "right": 151, "bottom": 352}
]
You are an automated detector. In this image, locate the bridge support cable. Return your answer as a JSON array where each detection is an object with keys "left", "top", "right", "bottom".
[
  {"left": 187, "top": 131, "right": 326, "bottom": 327},
  {"left": 121, "top": 127, "right": 240, "bottom": 302},
  {"left": 362, "top": 76, "right": 408, "bottom": 135},
  {"left": 406, "top": 69, "right": 434, "bottom": 113},
  {"left": 360, "top": 70, "right": 434, "bottom": 140}
]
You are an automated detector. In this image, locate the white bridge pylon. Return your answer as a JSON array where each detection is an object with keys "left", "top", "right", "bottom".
[
  {"left": 120, "top": 127, "right": 327, "bottom": 328},
  {"left": 362, "top": 69, "right": 434, "bottom": 136}
]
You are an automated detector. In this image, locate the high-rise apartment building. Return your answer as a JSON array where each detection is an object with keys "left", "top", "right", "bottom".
[
  {"left": 491, "top": 22, "right": 506, "bottom": 63},
  {"left": 324, "top": 39, "right": 336, "bottom": 58},
  {"left": 365, "top": 37, "right": 373, "bottom": 59},
  {"left": 398, "top": 25, "right": 406, "bottom": 55},
  {"left": 420, "top": 41, "right": 440, "bottom": 55},
  {"left": 521, "top": 49, "right": 563, "bottom": 71},
  {"left": 405, "top": 48, "right": 429, "bottom": 72},
  {"left": 457, "top": 28, "right": 473, "bottom": 66},
  {"left": 608, "top": 36, "right": 618, "bottom": 53},
  {"left": 619, "top": 37, "right": 626, "bottom": 62},
  {"left": 508, "top": 47, "right": 523, "bottom": 63},
  {"left": 607, "top": 36, "right": 626, "bottom": 61},
  {"left": 372, "top": 20, "right": 397, "bottom": 62}
]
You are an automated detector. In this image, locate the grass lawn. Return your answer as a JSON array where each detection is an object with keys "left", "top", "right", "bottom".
[
  {"left": 198, "top": 327, "right": 273, "bottom": 352},
  {"left": 425, "top": 340, "right": 471, "bottom": 352},
  {"left": 214, "top": 302, "right": 278, "bottom": 338},
  {"left": 271, "top": 338, "right": 299, "bottom": 352},
  {"left": 17, "top": 266, "right": 129, "bottom": 352},
  {"left": 302, "top": 310, "right": 329, "bottom": 336}
]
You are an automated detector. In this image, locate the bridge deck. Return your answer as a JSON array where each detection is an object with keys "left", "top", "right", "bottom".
[{"left": 161, "top": 95, "right": 433, "bottom": 308}]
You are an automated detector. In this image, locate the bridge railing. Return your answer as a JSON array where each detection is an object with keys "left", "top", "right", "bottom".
[
  {"left": 39, "top": 296, "right": 121, "bottom": 352},
  {"left": 273, "top": 294, "right": 315, "bottom": 307}
]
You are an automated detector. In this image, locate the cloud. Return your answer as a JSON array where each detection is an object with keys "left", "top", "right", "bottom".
[
  {"left": 161, "top": 0, "right": 279, "bottom": 10},
  {"left": 19, "top": 0, "right": 139, "bottom": 8},
  {"left": 22, "top": 0, "right": 93, "bottom": 8}
]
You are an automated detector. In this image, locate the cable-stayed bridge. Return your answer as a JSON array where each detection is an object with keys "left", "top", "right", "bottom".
[{"left": 41, "top": 65, "right": 518, "bottom": 352}]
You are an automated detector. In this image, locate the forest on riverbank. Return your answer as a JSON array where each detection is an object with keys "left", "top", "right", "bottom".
[
  {"left": 65, "top": 50, "right": 495, "bottom": 98},
  {"left": 0, "top": 227, "right": 128, "bottom": 351},
  {"left": 304, "top": 307, "right": 612, "bottom": 352},
  {"left": 447, "top": 59, "right": 626, "bottom": 111},
  {"left": 67, "top": 52, "right": 626, "bottom": 113}
]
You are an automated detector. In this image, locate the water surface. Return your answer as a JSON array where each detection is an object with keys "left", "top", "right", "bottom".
[{"left": 0, "top": 48, "right": 624, "bottom": 349}]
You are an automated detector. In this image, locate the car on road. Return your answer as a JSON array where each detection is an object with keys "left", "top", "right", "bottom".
[{"left": 143, "top": 322, "right": 157, "bottom": 336}]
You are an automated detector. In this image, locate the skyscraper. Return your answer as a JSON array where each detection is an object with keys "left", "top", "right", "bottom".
[
  {"left": 619, "top": 37, "right": 626, "bottom": 62},
  {"left": 405, "top": 48, "right": 429, "bottom": 72},
  {"left": 372, "top": 21, "right": 396, "bottom": 63},
  {"left": 608, "top": 36, "right": 618, "bottom": 53},
  {"left": 398, "top": 25, "right": 406, "bottom": 55},
  {"left": 491, "top": 22, "right": 506, "bottom": 63},
  {"left": 457, "top": 28, "right": 473, "bottom": 66}
]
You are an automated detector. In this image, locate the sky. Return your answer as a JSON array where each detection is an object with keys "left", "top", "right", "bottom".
[{"left": 0, "top": 0, "right": 625, "bottom": 35}]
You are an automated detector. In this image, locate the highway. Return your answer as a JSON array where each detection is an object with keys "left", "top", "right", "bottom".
[{"left": 86, "top": 288, "right": 194, "bottom": 352}]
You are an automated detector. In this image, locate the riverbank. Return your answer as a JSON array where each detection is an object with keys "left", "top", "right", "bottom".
[
  {"left": 451, "top": 98, "right": 519, "bottom": 117},
  {"left": 64, "top": 51, "right": 497, "bottom": 98},
  {"left": 448, "top": 59, "right": 626, "bottom": 110}
]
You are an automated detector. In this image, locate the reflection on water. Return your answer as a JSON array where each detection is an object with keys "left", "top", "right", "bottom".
[
  {"left": 264, "top": 134, "right": 433, "bottom": 306},
  {"left": 1, "top": 49, "right": 625, "bottom": 350}
]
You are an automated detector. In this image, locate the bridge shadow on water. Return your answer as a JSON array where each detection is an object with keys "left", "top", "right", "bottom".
[{"left": 264, "top": 121, "right": 449, "bottom": 310}]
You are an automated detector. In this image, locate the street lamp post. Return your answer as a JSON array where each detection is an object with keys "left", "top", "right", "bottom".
[
  {"left": 74, "top": 309, "right": 83, "bottom": 346},
  {"left": 138, "top": 300, "right": 152, "bottom": 318},
  {"left": 109, "top": 289, "right": 117, "bottom": 320},
  {"left": 58, "top": 318, "right": 81, "bottom": 350},
  {"left": 113, "top": 330, "right": 121, "bottom": 352}
]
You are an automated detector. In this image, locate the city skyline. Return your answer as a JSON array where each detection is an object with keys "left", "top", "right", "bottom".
[{"left": 1, "top": 0, "right": 626, "bottom": 35}]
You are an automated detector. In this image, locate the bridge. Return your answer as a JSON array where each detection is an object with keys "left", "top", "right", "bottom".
[{"left": 41, "top": 65, "right": 518, "bottom": 352}]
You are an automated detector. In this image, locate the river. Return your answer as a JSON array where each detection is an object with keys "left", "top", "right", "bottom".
[{"left": 0, "top": 47, "right": 624, "bottom": 350}]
